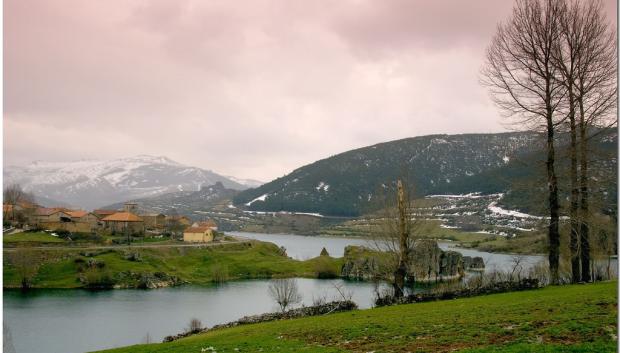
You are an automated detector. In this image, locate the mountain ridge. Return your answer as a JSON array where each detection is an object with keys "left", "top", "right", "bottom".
[
  {"left": 233, "top": 130, "right": 617, "bottom": 216},
  {"left": 3, "top": 155, "right": 247, "bottom": 210}
]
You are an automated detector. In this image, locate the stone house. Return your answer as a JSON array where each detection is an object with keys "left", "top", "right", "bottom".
[
  {"left": 183, "top": 226, "right": 214, "bottom": 243},
  {"left": 34, "top": 208, "right": 72, "bottom": 225},
  {"left": 142, "top": 213, "right": 166, "bottom": 230},
  {"left": 66, "top": 210, "right": 100, "bottom": 232},
  {"left": 166, "top": 215, "right": 192, "bottom": 227},
  {"left": 102, "top": 212, "right": 145, "bottom": 235},
  {"left": 33, "top": 208, "right": 92, "bottom": 232}
]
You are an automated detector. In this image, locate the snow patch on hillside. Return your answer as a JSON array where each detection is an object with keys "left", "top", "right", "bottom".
[
  {"left": 316, "top": 182, "right": 329, "bottom": 192},
  {"left": 487, "top": 201, "right": 542, "bottom": 219},
  {"left": 245, "top": 193, "right": 269, "bottom": 206}
]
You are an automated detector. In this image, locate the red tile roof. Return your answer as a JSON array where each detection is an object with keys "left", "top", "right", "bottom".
[
  {"left": 196, "top": 220, "right": 217, "bottom": 228},
  {"left": 184, "top": 226, "right": 213, "bottom": 233},
  {"left": 34, "top": 208, "right": 68, "bottom": 216},
  {"left": 67, "top": 210, "right": 88, "bottom": 218},
  {"left": 102, "top": 212, "right": 143, "bottom": 222}
]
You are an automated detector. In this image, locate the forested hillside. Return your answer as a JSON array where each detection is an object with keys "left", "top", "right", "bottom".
[{"left": 234, "top": 131, "right": 617, "bottom": 216}]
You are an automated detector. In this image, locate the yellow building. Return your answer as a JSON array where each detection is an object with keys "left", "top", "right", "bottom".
[{"left": 183, "top": 226, "right": 214, "bottom": 243}]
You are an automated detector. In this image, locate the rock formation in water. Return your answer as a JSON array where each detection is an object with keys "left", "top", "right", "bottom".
[{"left": 341, "top": 240, "right": 485, "bottom": 282}]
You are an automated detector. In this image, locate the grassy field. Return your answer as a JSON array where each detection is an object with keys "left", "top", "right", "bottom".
[
  {"left": 97, "top": 282, "right": 617, "bottom": 353},
  {"left": 3, "top": 241, "right": 342, "bottom": 289},
  {"left": 2, "top": 231, "right": 66, "bottom": 244}
]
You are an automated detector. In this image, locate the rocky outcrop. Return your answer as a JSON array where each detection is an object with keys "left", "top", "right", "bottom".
[
  {"left": 463, "top": 256, "right": 485, "bottom": 271},
  {"left": 341, "top": 240, "right": 485, "bottom": 282},
  {"left": 340, "top": 246, "right": 381, "bottom": 281},
  {"left": 163, "top": 300, "right": 358, "bottom": 342},
  {"left": 110, "top": 271, "right": 185, "bottom": 289}
]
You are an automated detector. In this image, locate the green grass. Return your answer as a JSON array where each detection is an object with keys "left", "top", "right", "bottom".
[
  {"left": 97, "top": 282, "right": 617, "bottom": 353},
  {"left": 3, "top": 241, "right": 343, "bottom": 289},
  {"left": 3, "top": 232, "right": 66, "bottom": 243}
]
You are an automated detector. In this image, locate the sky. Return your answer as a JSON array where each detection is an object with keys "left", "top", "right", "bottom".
[{"left": 4, "top": 0, "right": 617, "bottom": 181}]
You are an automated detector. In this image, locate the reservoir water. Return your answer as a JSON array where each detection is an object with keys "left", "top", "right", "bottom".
[{"left": 4, "top": 231, "right": 550, "bottom": 353}]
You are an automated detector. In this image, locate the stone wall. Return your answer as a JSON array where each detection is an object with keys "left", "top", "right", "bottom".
[{"left": 163, "top": 300, "right": 358, "bottom": 342}]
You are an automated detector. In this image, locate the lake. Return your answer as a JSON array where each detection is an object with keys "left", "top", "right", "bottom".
[
  {"left": 229, "top": 231, "right": 546, "bottom": 273},
  {"left": 4, "top": 231, "right": 548, "bottom": 353}
]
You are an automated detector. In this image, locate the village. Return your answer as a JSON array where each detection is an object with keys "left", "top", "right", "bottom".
[{"left": 3, "top": 200, "right": 219, "bottom": 244}]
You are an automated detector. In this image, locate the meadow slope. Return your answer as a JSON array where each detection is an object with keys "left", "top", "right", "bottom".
[{"left": 97, "top": 281, "right": 617, "bottom": 353}]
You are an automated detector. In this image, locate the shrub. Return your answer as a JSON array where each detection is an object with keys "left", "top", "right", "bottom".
[
  {"left": 124, "top": 252, "right": 142, "bottom": 262},
  {"left": 211, "top": 264, "right": 229, "bottom": 283},
  {"left": 313, "top": 258, "right": 338, "bottom": 279},
  {"left": 86, "top": 259, "right": 105, "bottom": 269},
  {"left": 186, "top": 318, "right": 203, "bottom": 334},
  {"left": 55, "top": 229, "right": 72, "bottom": 238},
  {"left": 81, "top": 269, "right": 115, "bottom": 289}
]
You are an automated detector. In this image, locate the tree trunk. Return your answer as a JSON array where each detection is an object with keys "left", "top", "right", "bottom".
[
  {"left": 568, "top": 87, "right": 581, "bottom": 283},
  {"left": 393, "top": 180, "right": 409, "bottom": 298},
  {"left": 546, "top": 112, "right": 561, "bottom": 285},
  {"left": 578, "top": 97, "right": 591, "bottom": 282}
]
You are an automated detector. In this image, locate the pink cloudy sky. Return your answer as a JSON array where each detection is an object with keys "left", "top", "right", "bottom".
[{"left": 4, "top": 0, "right": 617, "bottom": 181}]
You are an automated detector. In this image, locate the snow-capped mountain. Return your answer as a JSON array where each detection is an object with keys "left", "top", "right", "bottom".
[{"left": 4, "top": 155, "right": 247, "bottom": 209}]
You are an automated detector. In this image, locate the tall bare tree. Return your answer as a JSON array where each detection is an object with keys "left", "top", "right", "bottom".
[
  {"left": 552, "top": 0, "right": 616, "bottom": 282},
  {"left": 3, "top": 183, "right": 35, "bottom": 223},
  {"left": 571, "top": 0, "right": 617, "bottom": 282},
  {"left": 552, "top": 0, "right": 583, "bottom": 282},
  {"left": 482, "top": 0, "right": 565, "bottom": 284},
  {"left": 369, "top": 179, "right": 420, "bottom": 298}
]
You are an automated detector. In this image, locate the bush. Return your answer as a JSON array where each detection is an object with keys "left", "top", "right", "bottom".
[
  {"left": 55, "top": 229, "right": 72, "bottom": 238},
  {"left": 80, "top": 269, "right": 115, "bottom": 289},
  {"left": 186, "top": 318, "right": 203, "bottom": 334},
  {"left": 313, "top": 258, "right": 338, "bottom": 279},
  {"left": 211, "top": 264, "right": 229, "bottom": 283},
  {"left": 124, "top": 252, "right": 142, "bottom": 262},
  {"left": 86, "top": 259, "right": 105, "bottom": 269}
]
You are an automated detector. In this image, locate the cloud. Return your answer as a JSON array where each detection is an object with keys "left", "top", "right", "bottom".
[{"left": 4, "top": 0, "right": 616, "bottom": 180}]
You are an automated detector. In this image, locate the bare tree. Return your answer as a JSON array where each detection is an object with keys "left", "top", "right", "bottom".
[
  {"left": 142, "top": 332, "right": 153, "bottom": 344},
  {"left": 186, "top": 318, "right": 203, "bottom": 333},
  {"left": 509, "top": 255, "right": 527, "bottom": 282},
  {"left": 3, "top": 183, "right": 33, "bottom": 205},
  {"left": 268, "top": 278, "right": 302, "bottom": 312},
  {"left": 551, "top": 0, "right": 616, "bottom": 282},
  {"left": 3, "top": 183, "right": 35, "bottom": 225},
  {"left": 166, "top": 209, "right": 185, "bottom": 240},
  {"left": 572, "top": 0, "right": 617, "bottom": 283},
  {"left": 8, "top": 248, "right": 40, "bottom": 291},
  {"left": 551, "top": 0, "right": 582, "bottom": 282},
  {"left": 368, "top": 179, "right": 421, "bottom": 298},
  {"left": 482, "top": 0, "right": 565, "bottom": 284}
]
